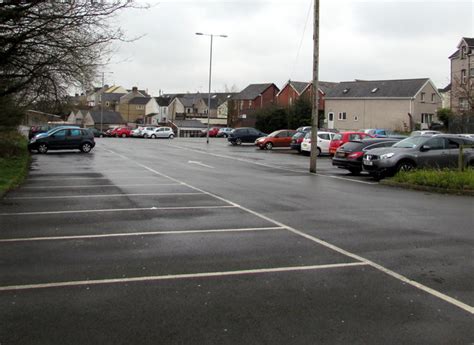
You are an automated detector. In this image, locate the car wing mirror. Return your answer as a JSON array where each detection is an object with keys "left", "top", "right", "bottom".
[{"left": 420, "top": 145, "right": 431, "bottom": 152}]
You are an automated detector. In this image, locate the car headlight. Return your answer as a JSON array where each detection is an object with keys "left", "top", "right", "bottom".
[
  {"left": 380, "top": 152, "right": 394, "bottom": 160},
  {"left": 29, "top": 138, "right": 36, "bottom": 143}
]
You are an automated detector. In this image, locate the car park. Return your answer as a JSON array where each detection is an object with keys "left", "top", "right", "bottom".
[
  {"left": 362, "top": 134, "right": 474, "bottom": 179},
  {"left": 228, "top": 127, "right": 267, "bottom": 145},
  {"left": 28, "top": 127, "right": 95, "bottom": 154},
  {"left": 300, "top": 131, "right": 336, "bottom": 156},
  {"left": 217, "top": 127, "right": 233, "bottom": 138},
  {"left": 143, "top": 126, "right": 175, "bottom": 139},
  {"left": 255, "top": 129, "right": 297, "bottom": 150},
  {"left": 329, "top": 131, "right": 370, "bottom": 156},
  {"left": 332, "top": 137, "right": 400, "bottom": 175}
]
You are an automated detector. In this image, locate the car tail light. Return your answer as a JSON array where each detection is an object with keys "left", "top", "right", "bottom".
[{"left": 347, "top": 151, "right": 364, "bottom": 159}]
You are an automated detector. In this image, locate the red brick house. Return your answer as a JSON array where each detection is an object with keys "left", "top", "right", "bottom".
[
  {"left": 277, "top": 80, "right": 337, "bottom": 111},
  {"left": 229, "top": 83, "right": 280, "bottom": 127}
]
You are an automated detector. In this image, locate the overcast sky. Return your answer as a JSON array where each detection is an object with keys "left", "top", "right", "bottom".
[{"left": 105, "top": 0, "right": 473, "bottom": 95}]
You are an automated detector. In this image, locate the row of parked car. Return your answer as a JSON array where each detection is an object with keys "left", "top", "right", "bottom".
[{"left": 225, "top": 126, "right": 474, "bottom": 179}]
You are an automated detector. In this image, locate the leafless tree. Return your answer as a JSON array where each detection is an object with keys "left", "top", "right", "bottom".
[{"left": 0, "top": 0, "right": 142, "bottom": 111}]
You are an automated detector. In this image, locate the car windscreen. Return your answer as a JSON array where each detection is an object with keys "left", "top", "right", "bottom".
[
  {"left": 333, "top": 133, "right": 343, "bottom": 140},
  {"left": 268, "top": 131, "right": 280, "bottom": 137},
  {"left": 292, "top": 132, "right": 305, "bottom": 139},
  {"left": 393, "top": 136, "right": 427, "bottom": 148}
]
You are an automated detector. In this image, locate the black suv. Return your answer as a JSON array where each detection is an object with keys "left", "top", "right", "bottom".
[
  {"left": 228, "top": 127, "right": 267, "bottom": 145},
  {"left": 28, "top": 127, "right": 96, "bottom": 154}
]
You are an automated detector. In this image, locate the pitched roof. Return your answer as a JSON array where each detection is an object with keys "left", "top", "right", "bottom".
[
  {"left": 439, "top": 83, "right": 451, "bottom": 93},
  {"left": 155, "top": 96, "right": 172, "bottom": 107},
  {"left": 129, "top": 97, "right": 151, "bottom": 105},
  {"left": 325, "top": 78, "right": 431, "bottom": 99},
  {"left": 88, "top": 110, "right": 125, "bottom": 124},
  {"left": 462, "top": 37, "right": 474, "bottom": 47},
  {"left": 127, "top": 89, "right": 150, "bottom": 97},
  {"left": 289, "top": 81, "right": 310, "bottom": 95},
  {"left": 318, "top": 81, "right": 338, "bottom": 94},
  {"left": 173, "top": 119, "right": 206, "bottom": 129},
  {"left": 234, "top": 83, "right": 279, "bottom": 100},
  {"left": 102, "top": 93, "right": 126, "bottom": 102}
]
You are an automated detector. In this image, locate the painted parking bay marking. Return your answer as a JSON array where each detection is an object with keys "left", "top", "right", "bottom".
[{"left": 188, "top": 161, "right": 214, "bottom": 169}]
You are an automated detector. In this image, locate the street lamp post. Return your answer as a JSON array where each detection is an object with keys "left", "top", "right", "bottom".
[
  {"left": 99, "top": 71, "right": 113, "bottom": 133},
  {"left": 195, "top": 32, "right": 227, "bottom": 144}
]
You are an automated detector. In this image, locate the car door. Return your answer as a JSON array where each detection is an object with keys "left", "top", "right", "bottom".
[
  {"left": 417, "top": 137, "right": 449, "bottom": 168},
  {"left": 247, "top": 129, "right": 259, "bottom": 142},
  {"left": 48, "top": 129, "right": 69, "bottom": 149},
  {"left": 445, "top": 138, "right": 464, "bottom": 168},
  {"left": 317, "top": 133, "right": 331, "bottom": 153},
  {"left": 66, "top": 128, "right": 83, "bottom": 148}
]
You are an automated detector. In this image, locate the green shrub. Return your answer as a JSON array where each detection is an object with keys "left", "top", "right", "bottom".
[
  {"left": 0, "top": 130, "right": 29, "bottom": 195},
  {"left": 391, "top": 169, "right": 474, "bottom": 191}
]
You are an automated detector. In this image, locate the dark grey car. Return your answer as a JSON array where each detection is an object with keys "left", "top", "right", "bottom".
[{"left": 362, "top": 134, "right": 474, "bottom": 178}]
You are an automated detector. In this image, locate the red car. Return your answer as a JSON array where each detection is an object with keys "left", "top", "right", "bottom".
[
  {"left": 114, "top": 127, "right": 132, "bottom": 138},
  {"left": 329, "top": 131, "right": 370, "bottom": 155},
  {"left": 255, "top": 129, "right": 297, "bottom": 150},
  {"left": 200, "top": 127, "right": 220, "bottom": 137}
]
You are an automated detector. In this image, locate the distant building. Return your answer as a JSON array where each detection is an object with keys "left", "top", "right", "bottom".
[
  {"left": 449, "top": 37, "right": 474, "bottom": 114},
  {"left": 230, "top": 83, "right": 280, "bottom": 127},
  {"left": 325, "top": 78, "right": 442, "bottom": 131}
]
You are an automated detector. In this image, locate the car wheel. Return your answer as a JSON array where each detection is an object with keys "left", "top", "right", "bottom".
[
  {"left": 169, "top": 134, "right": 174, "bottom": 139},
  {"left": 151, "top": 134, "right": 156, "bottom": 139},
  {"left": 80, "top": 142, "right": 93, "bottom": 153},
  {"left": 99, "top": 134, "right": 104, "bottom": 138},
  {"left": 122, "top": 133, "right": 126, "bottom": 138},
  {"left": 37, "top": 143, "right": 48, "bottom": 154},
  {"left": 348, "top": 168, "right": 361, "bottom": 175},
  {"left": 235, "top": 138, "right": 242, "bottom": 145},
  {"left": 223, "top": 134, "right": 228, "bottom": 138},
  {"left": 317, "top": 147, "right": 322, "bottom": 156},
  {"left": 396, "top": 160, "right": 416, "bottom": 173},
  {"left": 265, "top": 142, "right": 273, "bottom": 150}
]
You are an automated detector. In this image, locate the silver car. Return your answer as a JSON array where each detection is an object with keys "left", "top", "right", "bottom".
[
  {"left": 362, "top": 134, "right": 474, "bottom": 179},
  {"left": 143, "top": 126, "right": 175, "bottom": 139}
]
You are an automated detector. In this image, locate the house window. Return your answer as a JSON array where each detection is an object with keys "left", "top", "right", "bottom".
[
  {"left": 470, "top": 68, "right": 474, "bottom": 77},
  {"left": 461, "top": 46, "right": 467, "bottom": 59},
  {"left": 338, "top": 112, "right": 347, "bottom": 120},
  {"left": 240, "top": 101, "right": 243, "bottom": 111},
  {"left": 431, "top": 93, "right": 436, "bottom": 102},
  {"left": 187, "top": 108, "right": 191, "bottom": 114},
  {"left": 136, "top": 105, "right": 144, "bottom": 110},
  {"left": 248, "top": 100, "right": 252, "bottom": 109},
  {"left": 354, "top": 115, "right": 359, "bottom": 121},
  {"left": 461, "top": 70, "right": 467, "bottom": 84},
  {"left": 289, "top": 97, "right": 293, "bottom": 106},
  {"left": 420, "top": 92, "right": 425, "bottom": 102},
  {"left": 459, "top": 98, "right": 469, "bottom": 110},
  {"left": 421, "top": 113, "right": 433, "bottom": 124}
]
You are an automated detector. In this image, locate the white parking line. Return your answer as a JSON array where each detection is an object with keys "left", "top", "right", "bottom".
[
  {"left": 106, "top": 149, "right": 473, "bottom": 315},
  {"left": 166, "top": 143, "right": 378, "bottom": 185},
  {"left": 21, "top": 183, "right": 183, "bottom": 189},
  {"left": 0, "top": 262, "right": 368, "bottom": 292},
  {"left": 0, "top": 205, "right": 236, "bottom": 216},
  {"left": 27, "top": 177, "right": 164, "bottom": 181},
  {"left": 0, "top": 227, "right": 285, "bottom": 243},
  {"left": 6, "top": 192, "right": 203, "bottom": 200}
]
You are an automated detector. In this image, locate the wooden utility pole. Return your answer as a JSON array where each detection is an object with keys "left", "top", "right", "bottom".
[{"left": 309, "top": 0, "right": 320, "bottom": 173}]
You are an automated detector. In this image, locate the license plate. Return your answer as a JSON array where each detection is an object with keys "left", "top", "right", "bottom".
[
  {"left": 363, "top": 160, "right": 373, "bottom": 166},
  {"left": 336, "top": 152, "right": 345, "bottom": 158}
]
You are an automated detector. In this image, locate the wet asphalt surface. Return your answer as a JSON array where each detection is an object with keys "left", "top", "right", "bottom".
[{"left": 0, "top": 137, "right": 472, "bottom": 344}]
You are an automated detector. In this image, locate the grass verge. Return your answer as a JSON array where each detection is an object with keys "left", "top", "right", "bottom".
[
  {"left": 0, "top": 130, "right": 30, "bottom": 197},
  {"left": 384, "top": 169, "right": 474, "bottom": 195}
]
